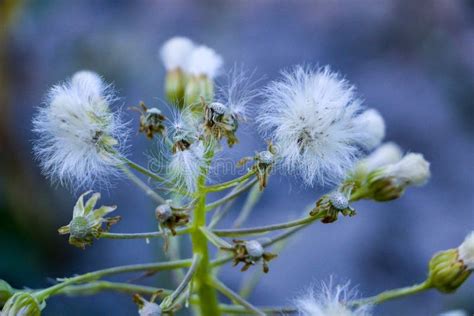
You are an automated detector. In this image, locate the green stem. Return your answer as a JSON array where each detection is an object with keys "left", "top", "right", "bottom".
[
  {"left": 56, "top": 281, "right": 172, "bottom": 297},
  {"left": 213, "top": 214, "right": 322, "bottom": 237},
  {"left": 122, "top": 157, "right": 165, "bottom": 183},
  {"left": 209, "top": 277, "right": 265, "bottom": 316},
  {"left": 99, "top": 228, "right": 190, "bottom": 240},
  {"left": 353, "top": 281, "right": 431, "bottom": 306},
  {"left": 206, "top": 178, "right": 258, "bottom": 211},
  {"left": 205, "top": 170, "right": 256, "bottom": 192},
  {"left": 233, "top": 182, "right": 262, "bottom": 228},
  {"left": 34, "top": 259, "right": 192, "bottom": 301},
  {"left": 219, "top": 304, "right": 297, "bottom": 315},
  {"left": 190, "top": 166, "right": 221, "bottom": 316}
]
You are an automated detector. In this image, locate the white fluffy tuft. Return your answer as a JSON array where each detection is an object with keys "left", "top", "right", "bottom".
[
  {"left": 185, "top": 45, "right": 223, "bottom": 78},
  {"left": 160, "top": 36, "right": 195, "bottom": 71},
  {"left": 168, "top": 141, "right": 207, "bottom": 193},
  {"left": 295, "top": 280, "right": 372, "bottom": 316},
  {"left": 33, "top": 70, "right": 128, "bottom": 189},
  {"left": 258, "top": 65, "right": 383, "bottom": 186},
  {"left": 353, "top": 109, "right": 385, "bottom": 150},
  {"left": 358, "top": 142, "right": 403, "bottom": 172},
  {"left": 458, "top": 231, "right": 474, "bottom": 270},
  {"left": 381, "top": 153, "right": 430, "bottom": 186}
]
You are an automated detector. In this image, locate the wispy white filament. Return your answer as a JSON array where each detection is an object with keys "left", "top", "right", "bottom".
[
  {"left": 258, "top": 65, "right": 384, "bottom": 185},
  {"left": 458, "top": 231, "right": 474, "bottom": 270},
  {"left": 168, "top": 141, "right": 207, "bottom": 193},
  {"left": 358, "top": 142, "right": 403, "bottom": 172},
  {"left": 160, "top": 36, "right": 195, "bottom": 71},
  {"left": 33, "top": 71, "right": 128, "bottom": 188},
  {"left": 353, "top": 109, "right": 385, "bottom": 150},
  {"left": 185, "top": 45, "right": 223, "bottom": 79},
  {"left": 295, "top": 280, "right": 372, "bottom": 316}
]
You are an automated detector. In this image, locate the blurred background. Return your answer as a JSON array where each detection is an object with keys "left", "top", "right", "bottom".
[{"left": 0, "top": 0, "right": 473, "bottom": 315}]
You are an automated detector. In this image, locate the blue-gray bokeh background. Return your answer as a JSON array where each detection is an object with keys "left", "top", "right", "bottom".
[{"left": 1, "top": 1, "right": 473, "bottom": 315}]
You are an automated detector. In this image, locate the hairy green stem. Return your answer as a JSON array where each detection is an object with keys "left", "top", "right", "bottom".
[
  {"left": 190, "top": 165, "right": 221, "bottom": 316},
  {"left": 57, "top": 281, "right": 172, "bottom": 297},
  {"left": 219, "top": 304, "right": 297, "bottom": 314},
  {"left": 353, "top": 281, "right": 431, "bottom": 306},
  {"left": 34, "top": 259, "right": 192, "bottom": 301},
  {"left": 99, "top": 228, "right": 190, "bottom": 240},
  {"left": 122, "top": 157, "right": 166, "bottom": 183},
  {"left": 205, "top": 170, "right": 256, "bottom": 192},
  {"left": 233, "top": 182, "right": 262, "bottom": 228}
]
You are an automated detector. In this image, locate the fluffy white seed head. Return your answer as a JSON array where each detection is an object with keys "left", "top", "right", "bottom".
[
  {"left": 258, "top": 65, "right": 380, "bottom": 186},
  {"left": 439, "top": 310, "right": 468, "bottom": 316},
  {"left": 185, "top": 45, "right": 223, "bottom": 79},
  {"left": 381, "top": 153, "right": 430, "bottom": 186},
  {"left": 160, "top": 36, "right": 195, "bottom": 71},
  {"left": 295, "top": 280, "right": 372, "bottom": 316},
  {"left": 358, "top": 142, "right": 403, "bottom": 172},
  {"left": 353, "top": 109, "right": 385, "bottom": 150},
  {"left": 458, "top": 231, "right": 474, "bottom": 270},
  {"left": 168, "top": 141, "right": 207, "bottom": 193},
  {"left": 33, "top": 70, "right": 128, "bottom": 188}
]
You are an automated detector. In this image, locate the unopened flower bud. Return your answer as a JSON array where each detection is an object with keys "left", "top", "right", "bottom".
[
  {"left": 245, "top": 240, "right": 264, "bottom": 259},
  {"left": 165, "top": 69, "right": 187, "bottom": 107},
  {"left": 1, "top": 292, "right": 43, "bottom": 316},
  {"left": 427, "top": 232, "right": 474, "bottom": 293},
  {"left": 184, "top": 75, "right": 214, "bottom": 109},
  {"left": 155, "top": 204, "right": 173, "bottom": 223}
]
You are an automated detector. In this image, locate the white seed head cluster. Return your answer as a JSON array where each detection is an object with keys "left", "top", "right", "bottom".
[
  {"left": 295, "top": 281, "right": 372, "bottom": 316},
  {"left": 258, "top": 66, "right": 385, "bottom": 186},
  {"left": 358, "top": 142, "right": 403, "bottom": 172},
  {"left": 160, "top": 36, "right": 223, "bottom": 79},
  {"left": 458, "top": 231, "right": 474, "bottom": 270},
  {"left": 33, "top": 70, "right": 128, "bottom": 188},
  {"left": 381, "top": 153, "right": 431, "bottom": 186}
]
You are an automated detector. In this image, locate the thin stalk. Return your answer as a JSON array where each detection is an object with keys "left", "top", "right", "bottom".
[
  {"left": 213, "top": 214, "right": 322, "bottom": 237},
  {"left": 200, "top": 227, "right": 233, "bottom": 249},
  {"left": 353, "top": 281, "right": 431, "bottom": 306},
  {"left": 161, "top": 254, "right": 201, "bottom": 309},
  {"left": 233, "top": 182, "right": 262, "bottom": 228},
  {"left": 119, "top": 165, "right": 166, "bottom": 204},
  {"left": 34, "top": 259, "right": 192, "bottom": 301},
  {"left": 57, "top": 281, "right": 172, "bottom": 297},
  {"left": 206, "top": 178, "right": 258, "bottom": 211},
  {"left": 122, "top": 157, "right": 165, "bottom": 182},
  {"left": 99, "top": 228, "right": 190, "bottom": 240},
  {"left": 219, "top": 304, "right": 297, "bottom": 315},
  {"left": 209, "top": 277, "right": 265, "bottom": 316},
  {"left": 205, "top": 170, "right": 256, "bottom": 192}
]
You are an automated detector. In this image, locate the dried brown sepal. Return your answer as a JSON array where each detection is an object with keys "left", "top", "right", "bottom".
[{"left": 221, "top": 239, "right": 277, "bottom": 273}]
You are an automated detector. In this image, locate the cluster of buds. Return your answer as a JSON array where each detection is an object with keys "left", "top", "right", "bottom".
[
  {"left": 221, "top": 239, "right": 277, "bottom": 273},
  {"left": 1, "top": 292, "right": 44, "bottom": 316},
  {"left": 133, "top": 102, "right": 166, "bottom": 139},
  {"left": 133, "top": 293, "right": 163, "bottom": 316},
  {"left": 58, "top": 191, "right": 120, "bottom": 249},
  {"left": 203, "top": 101, "right": 239, "bottom": 147},
  {"left": 155, "top": 203, "right": 190, "bottom": 236},
  {"left": 427, "top": 232, "right": 473, "bottom": 293},
  {"left": 310, "top": 191, "right": 356, "bottom": 223},
  {"left": 348, "top": 144, "right": 430, "bottom": 201}
]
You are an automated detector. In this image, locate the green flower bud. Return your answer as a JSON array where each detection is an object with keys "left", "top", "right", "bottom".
[
  {"left": 165, "top": 68, "right": 187, "bottom": 108},
  {"left": 184, "top": 75, "right": 213, "bottom": 110},
  {"left": 1, "top": 292, "right": 43, "bottom": 316},
  {"left": 427, "top": 249, "right": 471, "bottom": 293},
  {"left": 0, "top": 280, "right": 15, "bottom": 305}
]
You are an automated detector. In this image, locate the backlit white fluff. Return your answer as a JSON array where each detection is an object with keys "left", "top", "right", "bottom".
[
  {"left": 353, "top": 109, "right": 385, "bottom": 150},
  {"left": 381, "top": 153, "right": 430, "bottom": 186},
  {"left": 458, "top": 231, "right": 474, "bottom": 270},
  {"left": 216, "top": 65, "right": 259, "bottom": 121},
  {"left": 33, "top": 71, "right": 128, "bottom": 188},
  {"left": 185, "top": 45, "right": 223, "bottom": 79},
  {"left": 160, "top": 36, "right": 195, "bottom": 71},
  {"left": 168, "top": 141, "right": 207, "bottom": 193},
  {"left": 295, "top": 280, "right": 372, "bottom": 316},
  {"left": 258, "top": 65, "right": 382, "bottom": 185},
  {"left": 358, "top": 142, "right": 403, "bottom": 172}
]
